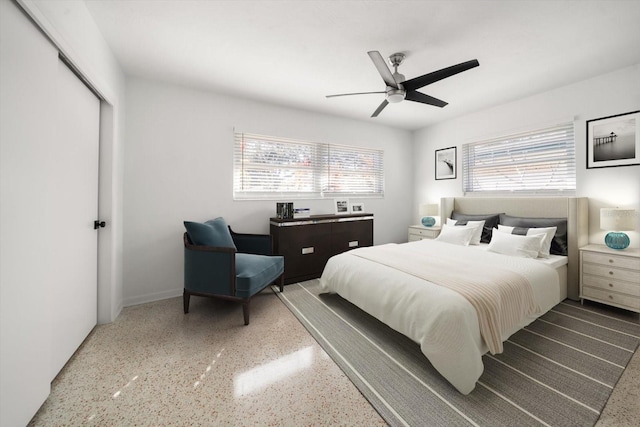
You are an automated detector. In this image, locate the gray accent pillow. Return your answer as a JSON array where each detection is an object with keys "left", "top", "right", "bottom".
[
  {"left": 499, "top": 214, "right": 567, "bottom": 256},
  {"left": 451, "top": 212, "right": 502, "bottom": 243}
]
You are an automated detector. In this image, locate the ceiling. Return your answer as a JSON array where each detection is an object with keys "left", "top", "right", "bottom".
[{"left": 84, "top": 0, "right": 640, "bottom": 131}]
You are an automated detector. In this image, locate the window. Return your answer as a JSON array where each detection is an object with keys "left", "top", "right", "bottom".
[
  {"left": 462, "top": 122, "right": 575, "bottom": 194},
  {"left": 233, "top": 132, "right": 384, "bottom": 200}
]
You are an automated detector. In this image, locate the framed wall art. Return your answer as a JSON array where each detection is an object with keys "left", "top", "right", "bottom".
[
  {"left": 586, "top": 110, "right": 640, "bottom": 169},
  {"left": 435, "top": 146, "right": 456, "bottom": 180}
]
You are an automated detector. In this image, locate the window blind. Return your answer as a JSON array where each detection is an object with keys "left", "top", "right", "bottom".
[
  {"left": 233, "top": 132, "right": 384, "bottom": 200},
  {"left": 462, "top": 123, "right": 576, "bottom": 194}
]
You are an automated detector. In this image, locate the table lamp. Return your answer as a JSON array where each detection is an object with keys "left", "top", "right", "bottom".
[
  {"left": 419, "top": 204, "right": 439, "bottom": 227},
  {"left": 600, "top": 208, "right": 636, "bottom": 250}
]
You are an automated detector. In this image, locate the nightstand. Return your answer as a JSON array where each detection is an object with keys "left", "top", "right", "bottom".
[
  {"left": 408, "top": 225, "right": 441, "bottom": 242},
  {"left": 579, "top": 244, "right": 640, "bottom": 313}
]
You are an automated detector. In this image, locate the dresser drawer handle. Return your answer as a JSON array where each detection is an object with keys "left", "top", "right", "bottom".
[
  {"left": 609, "top": 259, "right": 614, "bottom": 263},
  {"left": 609, "top": 283, "right": 613, "bottom": 287},
  {"left": 609, "top": 271, "right": 614, "bottom": 275},
  {"left": 608, "top": 295, "right": 614, "bottom": 299}
]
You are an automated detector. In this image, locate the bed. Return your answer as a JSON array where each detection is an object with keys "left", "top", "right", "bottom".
[{"left": 319, "top": 197, "right": 588, "bottom": 394}]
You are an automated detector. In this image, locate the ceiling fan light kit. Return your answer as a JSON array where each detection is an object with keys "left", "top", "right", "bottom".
[
  {"left": 386, "top": 88, "right": 405, "bottom": 103},
  {"left": 326, "top": 51, "right": 479, "bottom": 117}
]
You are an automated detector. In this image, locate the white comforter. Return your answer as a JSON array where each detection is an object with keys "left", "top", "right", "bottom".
[{"left": 319, "top": 239, "right": 563, "bottom": 394}]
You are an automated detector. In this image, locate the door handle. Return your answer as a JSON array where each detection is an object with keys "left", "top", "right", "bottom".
[{"left": 94, "top": 220, "right": 106, "bottom": 229}]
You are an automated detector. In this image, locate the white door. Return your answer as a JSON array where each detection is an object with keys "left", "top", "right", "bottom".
[
  {"left": 1, "top": 1, "right": 58, "bottom": 424},
  {"left": 49, "top": 58, "right": 100, "bottom": 379}
]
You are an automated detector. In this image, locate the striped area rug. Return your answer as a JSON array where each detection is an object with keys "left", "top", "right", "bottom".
[{"left": 275, "top": 280, "right": 640, "bottom": 427}]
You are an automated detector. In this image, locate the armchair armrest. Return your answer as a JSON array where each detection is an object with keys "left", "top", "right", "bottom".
[
  {"left": 183, "top": 234, "right": 236, "bottom": 295},
  {"left": 229, "top": 227, "right": 273, "bottom": 255}
]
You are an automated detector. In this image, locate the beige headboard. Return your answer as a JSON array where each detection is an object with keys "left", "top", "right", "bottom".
[{"left": 440, "top": 197, "right": 589, "bottom": 300}]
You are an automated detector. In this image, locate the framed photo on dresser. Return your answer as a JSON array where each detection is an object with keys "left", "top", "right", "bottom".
[{"left": 334, "top": 198, "right": 349, "bottom": 214}]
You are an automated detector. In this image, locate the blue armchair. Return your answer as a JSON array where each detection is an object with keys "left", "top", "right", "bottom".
[{"left": 183, "top": 218, "right": 284, "bottom": 325}]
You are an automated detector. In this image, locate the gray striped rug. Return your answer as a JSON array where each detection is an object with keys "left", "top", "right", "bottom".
[{"left": 275, "top": 280, "right": 640, "bottom": 427}]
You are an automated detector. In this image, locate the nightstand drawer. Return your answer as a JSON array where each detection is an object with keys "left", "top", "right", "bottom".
[
  {"left": 408, "top": 226, "right": 440, "bottom": 241},
  {"left": 582, "top": 287, "right": 640, "bottom": 310},
  {"left": 580, "top": 245, "right": 640, "bottom": 313},
  {"left": 582, "top": 263, "right": 640, "bottom": 283},
  {"left": 582, "top": 275, "right": 640, "bottom": 296},
  {"left": 582, "top": 251, "right": 639, "bottom": 270}
]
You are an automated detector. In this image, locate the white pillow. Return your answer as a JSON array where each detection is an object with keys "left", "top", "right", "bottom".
[
  {"left": 446, "top": 219, "right": 485, "bottom": 245},
  {"left": 497, "top": 225, "right": 557, "bottom": 258},
  {"left": 436, "top": 224, "right": 476, "bottom": 246},
  {"left": 487, "top": 228, "right": 545, "bottom": 259}
]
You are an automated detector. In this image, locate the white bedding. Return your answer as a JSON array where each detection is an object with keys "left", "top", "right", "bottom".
[
  {"left": 468, "top": 243, "right": 569, "bottom": 268},
  {"left": 319, "top": 239, "right": 565, "bottom": 394}
]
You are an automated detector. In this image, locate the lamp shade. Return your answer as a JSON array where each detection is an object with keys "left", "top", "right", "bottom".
[
  {"left": 419, "top": 204, "right": 439, "bottom": 216},
  {"left": 600, "top": 208, "right": 636, "bottom": 231}
]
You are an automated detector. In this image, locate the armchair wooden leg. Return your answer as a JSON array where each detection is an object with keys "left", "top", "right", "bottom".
[
  {"left": 183, "top": 289, "right": 190, "bottom": 314},
  {"left": 278, "top": 274, "right": 284, "bottom": 293},
  {"left": 242, "top": 299, "right": 250, "bottom": 325}
]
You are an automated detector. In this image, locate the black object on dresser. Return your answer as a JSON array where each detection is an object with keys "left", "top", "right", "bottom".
[{"left": 270, "top": 213, "right": 374, "bottom": 285}]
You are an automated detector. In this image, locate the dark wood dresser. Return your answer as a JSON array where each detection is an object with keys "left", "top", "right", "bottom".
[{"left": 270, "top": 213, "right": 374, "bottom": 284}]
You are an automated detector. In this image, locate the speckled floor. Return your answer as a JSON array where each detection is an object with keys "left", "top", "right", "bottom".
[{"left": 30, "top": 288, "right": 639, "bottom": 426}]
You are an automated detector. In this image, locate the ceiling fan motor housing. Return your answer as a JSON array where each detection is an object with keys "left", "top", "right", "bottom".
[
  {"left": 387, "top": 52, "right": 406, "bottom": 102},
  {"left": 386, "top": 88, "right": 405, "bottom": 103}
]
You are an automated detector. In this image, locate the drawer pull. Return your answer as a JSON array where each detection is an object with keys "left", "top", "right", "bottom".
[
  {"left": 609, "top": 283, "right": 613, "bottom": 287},
  {"left": 348, "top": 240, "right": 359, "bottom": 248},
  {"left": 609, "top": 259, "right": 614, "bottom": 263},
  {"left": 609, "top": 295, "right": 614, "bottom": 299},
  {"left": 301, "top": 247, "right": 314, "bottom": 255},
  {"left": 609, "top": 271, "right": 614, "bottom": 275}
]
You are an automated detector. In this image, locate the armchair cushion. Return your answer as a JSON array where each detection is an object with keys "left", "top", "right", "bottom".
[
  {"left": 184, "top": 218, "right": 236, "bottom": 249},
  {"left": 235, "top": 253, "right": 284, "bottom": 298}
]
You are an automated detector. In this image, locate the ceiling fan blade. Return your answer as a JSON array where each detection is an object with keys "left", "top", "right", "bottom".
[
  {"left": 326, "top": 91, "right": 386, "bottom": 98},
  {"left": 368, "top": 51, "right": 398, "bottom": 89},
  {"left": 405, "top": 91, "right": 448, "bottom": 108},
  {"left": 371, "top": 99, "right": 389, "bottom": 117},
  {"left": 402, "top": 59, "right": 479, "bottom": 92}
]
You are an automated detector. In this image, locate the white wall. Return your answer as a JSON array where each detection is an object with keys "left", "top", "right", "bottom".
[
  {"left": 413, "top": 64, "right": 640, "bottom": 248},
  {"left": 123, "top": 77, "right": 413, "bottom": 306}
]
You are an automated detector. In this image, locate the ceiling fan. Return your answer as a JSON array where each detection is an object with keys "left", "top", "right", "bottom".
[{"left": 326, "top": 51, "right": 479, "bottom": 117}]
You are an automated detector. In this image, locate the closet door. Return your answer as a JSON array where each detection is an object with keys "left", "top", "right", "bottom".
[
  {"left": 0, "top": 2, "right": 100, "bottom": 423},
  {"left": 49, "top": 58, "right": 100, "bottom": 380},
  {"left": 1, "top": 1, "right": 58, "bottom": 425}
]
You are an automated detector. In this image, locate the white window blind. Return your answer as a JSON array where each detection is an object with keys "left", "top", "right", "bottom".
[
  {"left": 233, "top": 132, "right": 384, "bottom": 200},
  {"left": 462, "top": 123, "right": 576, "bottom": 194}
]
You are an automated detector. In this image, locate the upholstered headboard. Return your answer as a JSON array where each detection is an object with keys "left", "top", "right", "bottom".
[{"left": 440, "top": 197, "right": 589, "bottom": 300}]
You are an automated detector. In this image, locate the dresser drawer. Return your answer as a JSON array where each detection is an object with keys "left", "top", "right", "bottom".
[
  {"left": 582, "top": 287, "right": 640, "bottom": 310},
  {"left": 582, "top": 274, "right": 640, "bottom": 296},
  {"left": 582, "top": 251, "right": 639, "bottom": 270},
  {"left": 582, "top": 263, "right": 640, "bottom": 283}
]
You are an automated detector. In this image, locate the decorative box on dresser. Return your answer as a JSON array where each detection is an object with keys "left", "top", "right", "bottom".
[
  {"left": 408, "top": 225, "right": 441, "bottom": 242},
  {"left": 579, "top": 244, "right": 640, "bottom": 313},
  {"left": 270, "top": 213, "right": 373, "bottom": 285}
]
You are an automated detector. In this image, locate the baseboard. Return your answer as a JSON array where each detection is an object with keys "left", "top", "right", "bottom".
[{"left": 123, "top": 288, "right": 182, "bottom": 308}]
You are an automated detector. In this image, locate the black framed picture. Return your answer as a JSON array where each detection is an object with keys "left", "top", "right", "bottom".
[
  {"left": 435, "top": 146, "right": 456, "bottom": 180},
  {"left": 586, "top": 110, "right": 640, "bottom": 169}
]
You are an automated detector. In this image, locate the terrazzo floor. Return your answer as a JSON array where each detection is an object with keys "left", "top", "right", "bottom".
[{"left": 30, "top": 287, "right": 639, "bottom": 426}]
